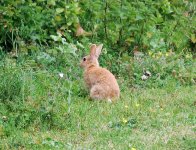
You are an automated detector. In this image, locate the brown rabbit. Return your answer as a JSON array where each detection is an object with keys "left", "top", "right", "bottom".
[{"left": 80, "top": 44, "right": 120, "bottom": 101}]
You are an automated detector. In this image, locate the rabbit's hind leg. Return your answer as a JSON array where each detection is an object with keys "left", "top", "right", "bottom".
[{"left": 90, "top": 85, "right": 105, "bottom": 100}]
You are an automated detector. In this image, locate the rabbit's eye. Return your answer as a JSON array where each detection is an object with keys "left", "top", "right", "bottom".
[{"left": 83, "top": 57, "right": 86, "bottom": 61}]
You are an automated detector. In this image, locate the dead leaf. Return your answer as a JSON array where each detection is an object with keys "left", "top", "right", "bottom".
[{"left": 76, "top": 24, "right": 92, "bottom": 37}]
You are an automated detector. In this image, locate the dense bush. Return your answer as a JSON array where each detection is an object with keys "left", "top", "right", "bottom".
[
  {"left": 0, "top": 0, "right": 80, "bottom": 51},
  {"left": 0, "top": 0, "right": 195, "bottom": 53},
  {"left": 80, "top": 0, "right": 195, "bottom": 50}
]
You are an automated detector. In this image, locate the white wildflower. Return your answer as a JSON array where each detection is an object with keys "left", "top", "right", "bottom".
[
  {"left": 59, "top": 73, "right": 64, "bottom": 78},
  {"left": 141, "top": 75, "right": 148, "bottom": 80},
  {"left": 2, "top": 116, "right": 7, "bottom": 121}
]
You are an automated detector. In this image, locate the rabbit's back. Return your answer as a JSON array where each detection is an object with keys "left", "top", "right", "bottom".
[{"left": 84, "top": 66, "right": 120, "bottom": 99}]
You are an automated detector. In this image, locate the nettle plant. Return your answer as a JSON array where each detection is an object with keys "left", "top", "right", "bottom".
[
  {"left": 0, "top": 0, "right": 195, "bottom": 54},
  {"left": 79, "top": 0, "right": 195, "bottom": 53},
  {"left": 0, "top": 0, "right": 80, "bottom": 52}
]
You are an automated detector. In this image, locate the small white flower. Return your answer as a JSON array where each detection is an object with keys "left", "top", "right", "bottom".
[
  {"left": 141, "top": 75, "right": 148, "bottom": 80},
  {"left": 2, "top": 116, "right": 7, "bottom": 121},
  {"left": 59, "top": 73, "right": 64, "bottom": 78}
]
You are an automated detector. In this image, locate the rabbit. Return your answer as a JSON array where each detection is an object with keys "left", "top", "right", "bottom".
[{"left": 80, "top": 44, "right": 120, "bottom": 101}]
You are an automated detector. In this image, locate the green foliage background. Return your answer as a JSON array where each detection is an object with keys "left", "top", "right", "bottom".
[{"left": 0, "top": 0, "right": 195, "bottom": 52}]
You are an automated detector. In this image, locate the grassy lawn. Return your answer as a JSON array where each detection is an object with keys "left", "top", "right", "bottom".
[{"left": 0, "top": 72, "right": 195, "bottom": 150}]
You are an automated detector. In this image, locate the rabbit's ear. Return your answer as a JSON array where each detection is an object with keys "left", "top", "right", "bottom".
[
  {"left": 96, "top": 44, "right": 103, "bottom": 58},
  {"left": 90, "top": 44, "right": 97, "bottom": 58}
]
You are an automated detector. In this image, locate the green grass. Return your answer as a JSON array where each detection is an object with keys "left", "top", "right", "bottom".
[{"left": 0, "top": 66, "right": 195, "bottom": 149}]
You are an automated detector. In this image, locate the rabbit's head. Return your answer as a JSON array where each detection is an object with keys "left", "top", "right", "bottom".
[{"left": 80, "top": 44, "right": 103, "bottom": 69}]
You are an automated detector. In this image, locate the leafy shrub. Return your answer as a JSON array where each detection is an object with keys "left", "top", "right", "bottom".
[
  {"left": 0, "top": 0, "right": 80, "bottom": 52},
  {"left": 79, "top": 0, "right": 195, "bottom": 53},
  {"left": 0, "top": 0, "right": 195, "bottom": 54}
]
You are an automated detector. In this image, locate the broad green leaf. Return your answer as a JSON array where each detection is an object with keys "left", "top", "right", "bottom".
[
  {"left": 47, "top": 0, "right": 56, "bottom": 6},
  {"left": 50, "top": 35, "right": 60, "bottom": 41},
  {"left": 55, "top": 16, "right": 62, "bottom": 22},
  {"left": 56, "top": 8, "right": 64, "bottom": 14}
]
